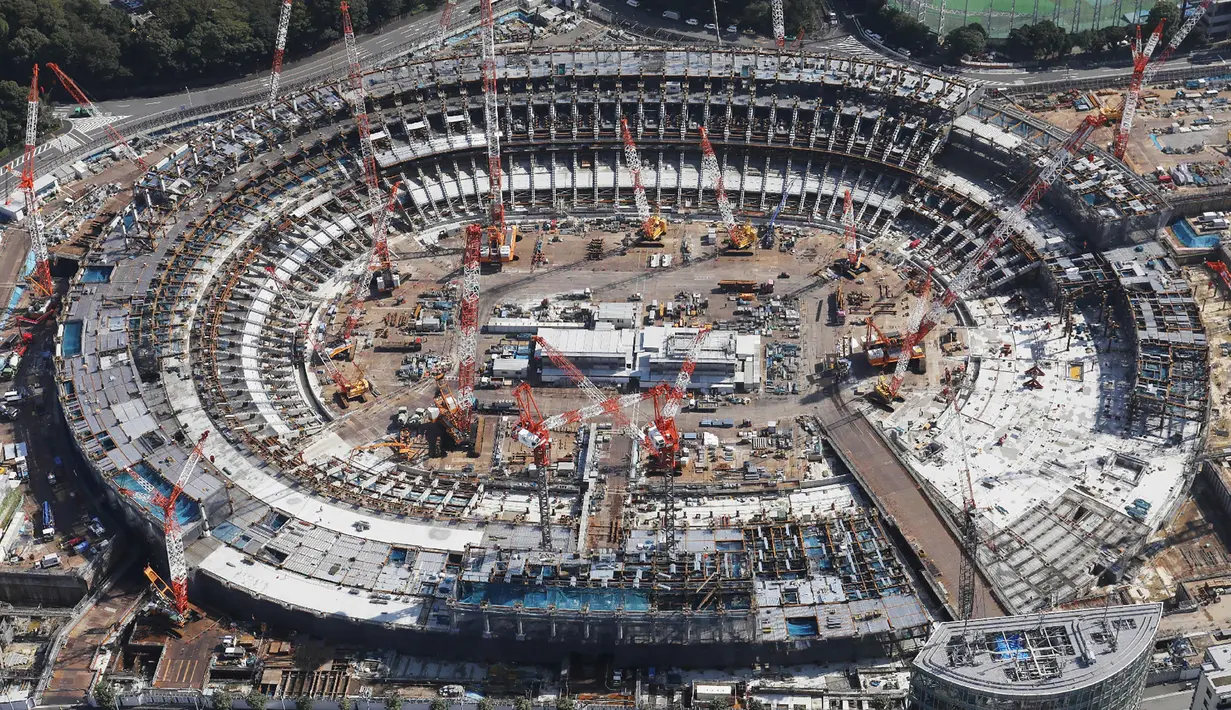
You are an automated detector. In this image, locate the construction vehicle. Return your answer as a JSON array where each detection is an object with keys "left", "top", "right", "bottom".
[
  {"left": 304, "top": 323, "right": 370, "bottom": 406},
  {"left": 869, "top": 114, "right": 1103, "bottom": 409},
  {"left": 717, "top": 279, "right": 774, "bottom": 294},
  {"left": 621, "top": 118, "right": 669, "bottom": 243},
  {"left": 863, "top": 318, "right": 925, "bottom": 370}
]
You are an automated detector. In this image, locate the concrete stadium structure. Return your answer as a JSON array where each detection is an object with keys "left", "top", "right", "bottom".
[{"left": 50, "top": 41, "right": 1200, "bottom": 672}]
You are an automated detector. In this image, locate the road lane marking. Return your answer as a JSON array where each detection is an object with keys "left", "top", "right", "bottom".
[{"left": 144, "top": 101, "right": 162, "bottom": 105}]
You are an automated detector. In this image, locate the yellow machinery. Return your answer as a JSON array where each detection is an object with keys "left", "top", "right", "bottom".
[
  {"left": 725, "top": 221, "right": 758, "bottom": 252},
  {"left": 641, "top": 214, "right": 668, "bottom": 242},
  {"left": 348, "top": 430, "right": 421, "bottom": 466},
  {"left": 144, "top": 565, "right": 186, "bottom": 625},
  {"left": 482, "top": 224, "right": 519, "bottom": 264}
]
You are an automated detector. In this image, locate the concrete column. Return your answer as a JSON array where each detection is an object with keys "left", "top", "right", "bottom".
[
  {"left": 676, "top": 150, "right": 685, "bottom": 207},
  {"left": 592, "top": 149, "right": 600, "bottom": 207},
  {"left": 483, "top": 610, "right": 492, "bottom": 638},
  {"left": 550, "top": 153, "right": 558, "bottom": 206},
  {"left": 759, "top": 155, "right": 771, "bottom": 210},
  {"left": 738, "top": 153, "right": 749, "bottom": 210},
  {"left": 656, "top": 150, "right": 664, "bottom": 206},
  {"left": 827, "top": 165, "right": 848, "bottom": 220},
  {"left": 828, "top": 103, "right": 841, "bottom": 151}
]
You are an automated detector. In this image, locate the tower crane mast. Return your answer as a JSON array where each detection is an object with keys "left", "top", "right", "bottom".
[
  {"left": 622, "top": 118, "right": 667, "bottom": 240},
  {"left": 268, "top": 0, "right": 295, "bottom": 110},
  {"left": 841, "top": 189, "right": 861, "bottom": 268},
  {"left": 876, "top": 114, "right": 1101, "bottom": 404},
  {"left": 126, "top": 432, "right": 210, "bottom": 619},
  {"left": 1112, "top": 20, "right": 1164, "bottom": 160},
  {"left": 438, "top": 0, "right": 460, "bottom": 47},
  {"left": 45, "top": 64, "right": 147, "bottom": 171},
  {"left": 699, "top": 127, "right": 755, "bottom": 250},
  {"left": 19, "top": 66, "right": 53, "bottom": 300},
  {"left": 771, "top": 0, "right": 786, "bottom": 48}
]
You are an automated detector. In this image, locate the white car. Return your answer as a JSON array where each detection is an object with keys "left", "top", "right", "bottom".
[
  {"left": 626, "top": 0, "right": 640, "bottom": 6},
  {"left": 686, "top": 17, "right": 699, "bottom": 25},
  {"left": 726, "top": 24, "right": 738, "bottom": 33},
  {"left": 704, "top": 22, "right": 718, "bottom": 30}
]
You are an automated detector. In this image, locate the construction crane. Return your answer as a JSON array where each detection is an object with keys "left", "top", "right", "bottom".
[
  {"left": 835, "top": 188, "right": 868, "bottom": 277},
  {"left": 126, "top": 431, "right": 210, "bottom": 622},
  {"left": 622, "top": 118, "right": 667, "bottom": 242},
  {"left": 437, "top": 0, "right": 460, "bottom": 48},
  {"left": 698, "top": 127, "right": 756, "bottom": 252},
  {"left": 771, "top": 0, "right": 785, "bottom": 48},
  {"left": 19, "top": 66, "right": 54, "bottom": 301},
  {"left": 44, "top": 63, "right": 147, "bottom": 171},
  {"left": 759, "top": 176, "right": 796, "bottom": 248},
  {"left": 433, "top": 221, "right": 485, "bottom": 451},
  {"left": 1144, "top": 0, "right": 1216, "bottom": 84},
  {"left": 951, "top": 389, "right": 980, "bottom": 620},
  {"left": 339, "top": 3, "right": 401, "bottom": 341},
  {"left": 342, "top": 181, "right": 403, "bottom": 340},
  {"left": 268, "top": 0, "right": 294, "bottom": 111},
  {"left": 872, "top": 113, "right": 1102, "bottom": 407},
  {"left": 478, "top": 0, "right": 517, "bottom": 265},
  {"left": 303, "top": 321, "right": 371, "bottom": 405},
  {"left": 1111, "top": 19, "right": 1165, "bottom": 160}
]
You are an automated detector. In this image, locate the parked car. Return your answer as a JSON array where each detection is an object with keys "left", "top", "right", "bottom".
[{"left": 686, "top": 17, "right": 699, "bottom": 25}]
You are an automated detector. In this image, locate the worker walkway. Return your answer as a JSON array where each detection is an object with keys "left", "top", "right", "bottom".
[{"left": 815, "top": 396, "right": 1006, "bottom": 620}]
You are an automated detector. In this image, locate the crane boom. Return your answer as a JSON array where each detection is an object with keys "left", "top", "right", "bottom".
[
  {"left": 532, "top": 335, "right": 644, "bottom": 445},
  {"left": 841, "top": 189, "right": 860, "bottom": 267},
  {"left": 1112, "top": 20, "right": 1164, "bottom": 160},
  {"left": 268, "top": 0, "right": 294, "bottom": 108},
  {"left": 621, "top": 118, "right": 651, "bottom": 224},
  {"left": 771, "top": 0, "right": 785, "bottom": 48},
  {"left": 164, "top": 431, "right": 209, "bottom": 617},
  {"left": 881, "top": 114, "right": 1101, "bottom": 400},
  {"left": 437, "top": 0, "right": 460, "bottom": 47},
  {"left": 19, "top": 66, "right": 53, "bottom": 300},
  {"left": 45, "top": 63, "right": 147, "bottom": 171},
  {"left": 699, "top": 127, "right": 740, "bottom": 244},
  {"left": 1144, "top": 0, "right": 1216, "bottom": 84}
]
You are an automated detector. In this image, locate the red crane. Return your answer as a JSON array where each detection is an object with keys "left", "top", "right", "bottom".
[
  {"left": 18, "top": 66, "right": 53, "bottom": 300},
  {"left": 841, "top": 188, "right": 862, "bottom": 270},
  {"left": 342, "top": 181, "right": 402, "bottom": 340},
  {"left": 437, "top": 0, "right": 460, "bottom": 47},
  {"left": 126, "top": 431, "right": 210, "bottom": 619},
  {"left": 44, "top": 63, "right": 147, "bottom": 171},
  {"left": 1112, "top": 20, "right": 1164, "bottom": 160},
  {"left": 268, "top": 0, "right": 295, "bottom": 109},
  {"left": 875, "top": 114, "right": 1102, "bottom": 404}
]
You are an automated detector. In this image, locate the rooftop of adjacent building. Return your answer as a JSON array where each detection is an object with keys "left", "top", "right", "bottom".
[{"left": 912, "top": 603, "right": 1163, "bottom": 696}]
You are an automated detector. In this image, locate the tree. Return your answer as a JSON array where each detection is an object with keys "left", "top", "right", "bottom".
[
  {"left": 430, "top": 699, "right": 451, "bottom": 710},
  {"left": 514, "top": 697, "right": 533, "bottom": 710},
  {"left": 746, "top": 699, "right": 766, "bottom": 710},
  {"left": 477, "top": 698, "right": 495, "bottom": 710},
  {"left": 554, "top": 697, "right": 575, "bottom": 710},
  {"left": 383, "top": 695, "right": 402, "bottom": 710},
  {"left": 1006, "top": 20, "right": 1067, "bottom": 60},
  {"left": 338, "top": 698, "right": 352, "bottom": 710},
  {"left": 246, "top": 691, "right": 268, "bottom": 710},
  {"left": 296, "top": 696, "right": 314, "bottom": 710},
  {"left": 945, "top": 24, "right": 986, "bottom": 58},
  {"left": 215, "top": 691, "right": 235, "bottom": 710},
  {"left": 706, "top": 699, "right": 731, "bottom": 710},
  {"left": 94, "top": 680, "right": 118, "bottom": 710},
  {"left": 1147, "top": 0, "right": 1180, "bottom": 45}
]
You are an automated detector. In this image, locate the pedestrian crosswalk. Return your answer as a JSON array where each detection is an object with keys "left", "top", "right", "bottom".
[
  {"left": 69, "top": 114, "right": 130, "bottom": 134},
  {"left": 821, "top": 36, "right": 886, "bottom": 61}
]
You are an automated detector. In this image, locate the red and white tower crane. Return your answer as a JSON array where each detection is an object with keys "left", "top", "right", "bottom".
[
  {"left": 1112, "top": 19, "right": 1164, "bottom": 160},
  {"left": 44, "top": 63, "right": 147, "bottom": 171},
  {"left": 771, "top": 0, "right": 786, "bottom": 48},
  {"left": 841, "top": 188, "right": 862, "bottom": 269},
  {"left": 18, "top": 66, "right": 53, "bottom": 301},
  {"left": 700, "top": 127, "right": 755, "bottom": 250},
  {"left": 479, "top": 0, "right": 508, "bottom": 262},
  {"left": 876, "top": 114, "right": 1102, "bottom": 404},
  {"left": 437, "top": 0, "right": 460, "bottom": 48},
  {"left": 339, "top": 2, "right": 400, "bottom": 342},
  {"left": 621, "top": 118, "right": 666, "bottom": 240},
  {"left": 268, "top": 0, "right": 294, "bottom": 110},
  {"left": 126, "top": 431, "right": 210, "bottom": 619},
  {"left": 1144, "top": 0, "right": 1215, "bottom": 84}
]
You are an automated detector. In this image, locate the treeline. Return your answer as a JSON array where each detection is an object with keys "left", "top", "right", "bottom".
[
  {"left": 0, "top": 0, "right": 441, "bottom": 154},
  {"left": 862, "top": 0, "right": 1205, "bottom": 61},
  {"left": 634, "top": 0, "right": 827, "bottom": 40}
]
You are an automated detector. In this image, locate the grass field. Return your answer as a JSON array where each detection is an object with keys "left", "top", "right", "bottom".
[{"left": 896, "top": 0, "right": 1148, "bottom": 37}]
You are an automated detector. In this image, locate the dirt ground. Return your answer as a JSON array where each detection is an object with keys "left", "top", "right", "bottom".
[{"left": 1187, "top": 265, "right": 1231, "bottom": 452}]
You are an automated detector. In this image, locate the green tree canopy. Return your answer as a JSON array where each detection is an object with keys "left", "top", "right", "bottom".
[{"left": 945, "top": 24, "right": 987, "bottom": 58}]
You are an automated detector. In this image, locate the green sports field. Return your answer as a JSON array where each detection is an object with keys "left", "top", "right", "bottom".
[{"left": 893, "top": 0, "right": 1148, "bottom": 37}]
